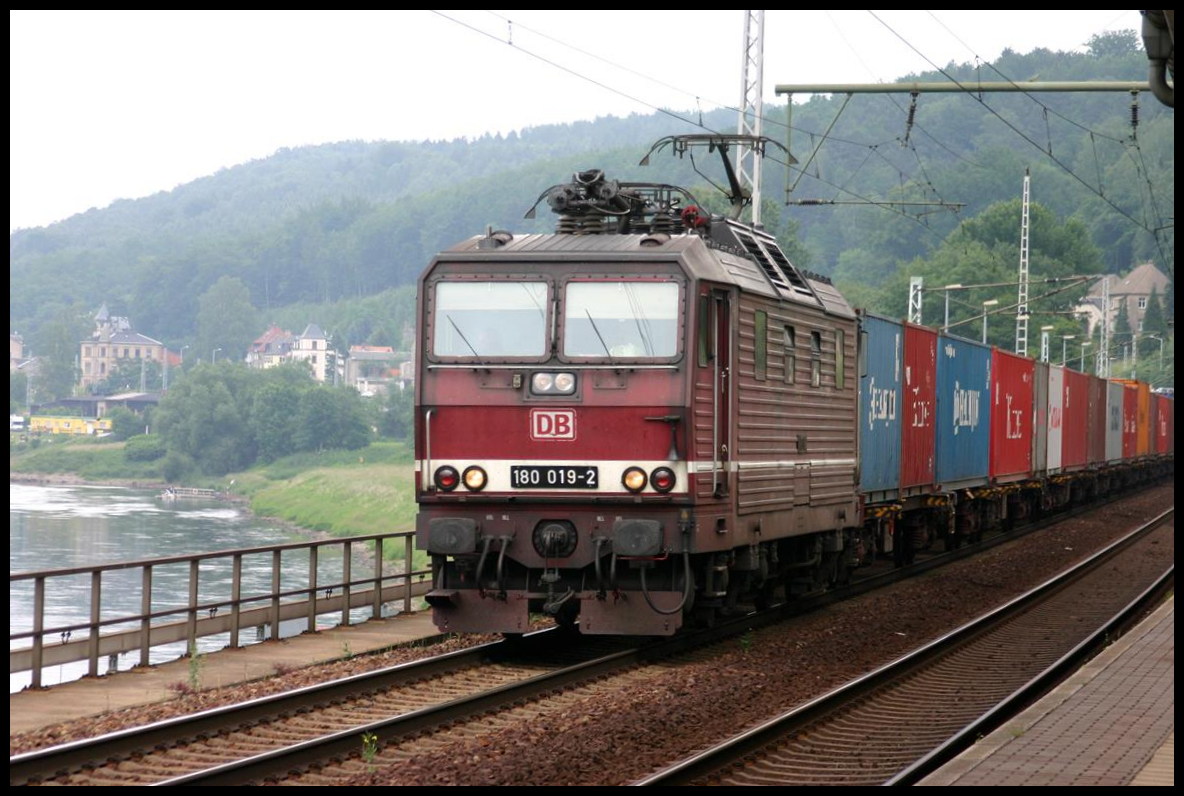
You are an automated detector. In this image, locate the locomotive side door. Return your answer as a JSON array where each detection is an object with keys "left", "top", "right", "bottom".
[{"left": 694, "top": 287, "right": 734, "bottom": 503}]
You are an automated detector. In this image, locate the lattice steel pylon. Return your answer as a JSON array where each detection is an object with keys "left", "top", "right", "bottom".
[
  {"left": 909, "top": 277, "right": 923, "bottom": 324},
  {"left": 1015, "top": 169, "right": 1031, "bottom": 356},
  {"left": 737, "top": 10, "right": 765, "bottom": 226}
]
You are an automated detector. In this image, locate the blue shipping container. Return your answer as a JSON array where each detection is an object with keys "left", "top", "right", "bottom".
[
  {"left": 859, "top": 314, "right": 902, "bottom": 498},
  {"left": 935, "top": 334, "right": 992, "bottom": 489}
]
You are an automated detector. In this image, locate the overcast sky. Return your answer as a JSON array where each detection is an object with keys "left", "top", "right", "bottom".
[{"left": 10, "top": 10, "right": 1142, "bottom": 232}]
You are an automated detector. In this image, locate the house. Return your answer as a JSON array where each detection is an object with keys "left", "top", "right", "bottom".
[
  {"left": 345, "top": 345, "right": 400, "bottom": 396},
  {"left": 1077, "top": 263, "right": 1170, "bottom": 336},
  {"left": 10, "top": 333, "right": 24, "bottom": 372},
  {"left": 79, "top": 305, "right": 167, "bottom": 389},
  {"left": 287, "top": 323, "right": 330, "bottom": 382},
  {"left": 247, "top": 325, "right": 296, "bottom": 370}
]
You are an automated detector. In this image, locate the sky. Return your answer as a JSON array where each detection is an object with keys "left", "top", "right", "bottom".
[{"left": 9, "top": 9, "right": 1143, "bottom": 232}]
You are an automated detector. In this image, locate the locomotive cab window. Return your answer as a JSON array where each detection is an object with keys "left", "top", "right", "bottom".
[
  {"left": 563, "top": 280, "right": 681, "bottom": 359},
  {"left": 432, "top": 281, "right": 549, "bottom": 359}
]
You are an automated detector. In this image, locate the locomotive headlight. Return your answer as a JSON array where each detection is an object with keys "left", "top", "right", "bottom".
[
  {"left": 650, "top": 467, "right": 677, "bottom": 493},
  {"left": 530, "top": 371, "right": 576, "bottom": 394},
  {"left": 553, "top": 372, "right": 576, "bottom": 393},
  {"left": 462, "top": 466, "right": 487, "bottom": 491},
  {"left": 622, "top": 466, "right": 648, "bottom": 493},
  {"left": 434, "top": 465, "right": 460, "bottom": 491}
]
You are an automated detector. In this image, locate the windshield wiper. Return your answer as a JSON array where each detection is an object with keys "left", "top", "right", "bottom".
[
  {"left": 446, "top": 315, "right": 484, "bottom": 364},
  {"left": 586, "top": 310, "right": 615, "bottom": 365}
]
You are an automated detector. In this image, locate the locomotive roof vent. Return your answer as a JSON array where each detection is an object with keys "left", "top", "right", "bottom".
[{"left": 476, "top": 227, "right": 514, "bottom": 249}]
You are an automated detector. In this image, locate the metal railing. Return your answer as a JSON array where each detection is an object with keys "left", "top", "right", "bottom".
[{"left": 10, "top": 531, "right": 430, "bottom": 688}]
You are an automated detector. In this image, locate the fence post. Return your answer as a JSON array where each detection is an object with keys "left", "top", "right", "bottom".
[
  {"left": 89, "top": 570, "right": 102, "bottom": 676},
  {"left": 32, "top": 576, "right": 45, "bottom": 688},
  {"left": 187, "top": 559, "right": 199, "bottom": 654},
  {"left": 341, "top": 541, "right": 352, "bottom": 627},
  {"left": 140, "top": 565, "right": 153, "bottom": 667},
  {"left": 373, "top": 537, "right": 384, "bottom": 619},
  {"left": 271, "top": 549, "right": 281, "bottom": 640},
  {"left": 230, "top": 554, "right": 242, "bottom": 648},
  {"left": 404, "top": 534, "right": 413, "bottom": 615},
  {"left": 308, "top": 545, "right": 318, "bottom": 633}
]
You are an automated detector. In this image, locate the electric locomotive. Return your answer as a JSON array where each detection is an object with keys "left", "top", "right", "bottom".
[{"left": 415, "top": 136, "right": 865, "bottom": 635}]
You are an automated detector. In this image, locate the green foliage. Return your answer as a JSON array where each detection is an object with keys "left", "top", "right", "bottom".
[
  {"left": 379, "top": 387, "right": 414, "bottom": 442},
  {"left": 155, "top": 363, "right": 370, "bottom": 476},
  {"left": 10, "top": 438, "right": 164, "bottom": 481},
  {"left": 197, "top": 277, "right": 257, "bottom": 365},
  {"left": 90, "top": 358, "right": 163, "bottom": 395},
  {"left": 162, "top": 450, "right": 195, "bottom": 483},
  {"left": 31, "top": 305, "right": 91, "bottom": 401},
  {"left": 10, "top": 371, "right": 28, "bottom": 414},
  {"left": 124, "top": 434, "right": 166, "bottom": 462},
  {"left": 106, "top": 406, "right": 141, "bottom": 441},
  {"left": 861, "top": 199, "right": 1104, "bottom": 348}
]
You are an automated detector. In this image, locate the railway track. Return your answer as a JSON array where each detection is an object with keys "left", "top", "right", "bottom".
[
  {"left": 11, "top": 491, "right": 1170, "bottom": 786},
  {"left": 636, "top": 508, "right": 1174, "bottom": 786}
]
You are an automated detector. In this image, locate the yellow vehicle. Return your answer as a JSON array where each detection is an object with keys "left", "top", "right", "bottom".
[{"left": 29, "top": 416, "right": 113, "bottom": 436}]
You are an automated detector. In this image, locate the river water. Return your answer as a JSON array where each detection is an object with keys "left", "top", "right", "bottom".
[{"left": 9, "top": 482, "right": 361, "bottom": 692}]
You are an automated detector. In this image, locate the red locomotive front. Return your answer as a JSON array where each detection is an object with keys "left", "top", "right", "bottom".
[{"left": 415, "top": 238, "right": 698, "bottom": 635}]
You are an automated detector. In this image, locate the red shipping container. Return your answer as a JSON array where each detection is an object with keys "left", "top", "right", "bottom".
[
  {"left": 901, "top": 323, "right": 937, "bottom": 490},
  {"left": 1087, "top": 374, "right": 1108, "bottom": 464},
  {"left": 1152, "top": 394, "right": 1173, "bottom": 454},
  {"left": 990, "top": 349, "right": 1034, "bottom": 481},
  {"left": 1061, "top": 368, "right": 1090, "bottom": 470},
  {"left": 1121, "top": 384, "right": 1138, "bottom": 459}
]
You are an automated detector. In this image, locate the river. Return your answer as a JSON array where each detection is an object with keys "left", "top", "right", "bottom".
[{"left": 9, "top": 482, "right": 354, "bottom": 693}]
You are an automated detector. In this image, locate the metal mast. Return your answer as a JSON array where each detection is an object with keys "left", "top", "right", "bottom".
[
  {"left": 738, "top": 10, "right": 765, "bottom": 226},
  {"left": 1015, "top": 169, "right": 1031, "bottom": 355},
  {"left": 908, "top": 277, "right": 923, "bottom": 324},
  {"left": 1099, "top": 277, "right": 1111, "bottom": 377}
]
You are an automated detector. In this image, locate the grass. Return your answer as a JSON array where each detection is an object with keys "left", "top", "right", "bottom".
[
  {"left": 10, "top": 437, "right": 164, "bottom": 482},
  {"left": 232, "top": 442, "right": 424, "bottom": 567}
]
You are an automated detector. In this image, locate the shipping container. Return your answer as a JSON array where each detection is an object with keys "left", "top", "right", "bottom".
[
  {"left": 901, "top": 323, "right": 937, "bottom": 491},
  {"left": 1044, "top": 364, "right": 1062, "bottom": 473},
  {"left": 1162, "top": 396, "right": 1174, "bottom": 454},
  {"left": 990, "top": 349, "right": 1034, "bottom": 482},
  {"left": 1135, "top": 381, "right": 1151, "bottom": 456},
  {"left": 1032, "top": 360, "right": 1049, "bottom": 477},
  {"left": 1061, "top": 368, "right": 1090, "bottom": 471},
  {"left": 1152, "top": 393, "right": 1173, "bottom": 454},
  {"left": 858, "top": 314, "right": 902, "bottom": 500},
  {"left": 1122, "top": 382, "right": 1138, "bottom": 459},
  {"left": 1087, "top": 374, "right": 1108, "bottom": 464},
  {"left": 1105, "top": 381, "right": 1125, "bottom": 462},
  {"left": 935, "top": 334, "right": 992, "bottom": 490}
]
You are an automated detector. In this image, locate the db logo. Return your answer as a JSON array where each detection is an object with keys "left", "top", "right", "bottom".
[{"left": 531, "top": 409, "right": 576, "bottom": 441}]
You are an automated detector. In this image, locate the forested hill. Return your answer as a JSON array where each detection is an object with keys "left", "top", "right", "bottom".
[{"left": 10, "top": 30, "right": 1173, "bottom": 362}]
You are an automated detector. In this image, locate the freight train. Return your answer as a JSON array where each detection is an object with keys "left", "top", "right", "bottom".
[{"left": 414, "top": 136, "right": 1173, "bottom": 636}]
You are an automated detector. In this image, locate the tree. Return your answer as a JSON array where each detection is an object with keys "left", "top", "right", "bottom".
[
  {"left": 197, "top": 277, "right": 257, "bottom": 366},
  {"left": 1139, "top": 285, "right": 1167, "bottom": 358},
  {"left": 90, "top": 358, "right": 162, "bottom": 395}
]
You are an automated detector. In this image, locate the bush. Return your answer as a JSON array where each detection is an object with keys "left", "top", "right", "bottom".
[
  {"left": 162, "top": 450, "right": 196, "bottom": 482},
  {"left": 124, "top": 434, "right": 166, "bottom": 462}
]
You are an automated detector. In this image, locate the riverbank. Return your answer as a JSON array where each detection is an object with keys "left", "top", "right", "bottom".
[{"left": 11, "top": 440, "right": 420, "bottom": 564}]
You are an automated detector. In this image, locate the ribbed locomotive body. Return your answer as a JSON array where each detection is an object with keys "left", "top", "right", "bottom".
[{"left": 415, "top": 171, "right": 859, "bottom": 635}]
